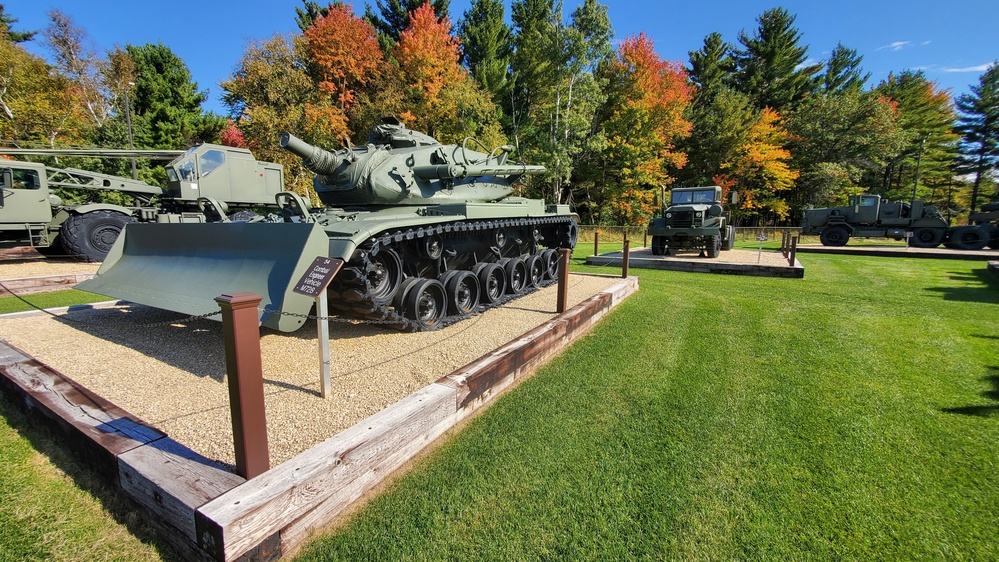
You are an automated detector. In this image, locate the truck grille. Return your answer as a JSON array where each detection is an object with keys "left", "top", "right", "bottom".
[{"left": 667, "top": 210, "right": 693, "bottom": 227}]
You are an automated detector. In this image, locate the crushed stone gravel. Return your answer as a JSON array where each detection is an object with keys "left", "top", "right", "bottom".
[{"left": 0, "top": 274, "right": 621, "bottom": 469}]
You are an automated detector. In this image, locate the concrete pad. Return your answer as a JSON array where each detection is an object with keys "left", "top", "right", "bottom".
[{"left": 585, "top": 247, "right": 803, "bottom": 278}]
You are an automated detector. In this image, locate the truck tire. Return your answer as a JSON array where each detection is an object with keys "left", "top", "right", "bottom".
[
  {"left": 706, "top": 234, "right": 721, "bottom": 258},
  {"left": 909, "top": 227, "right": 945, "bottom": 248},
  {"left": 819, "top": 225, "right": 850, "bottom": 246},
  {"left": 721, "top": 225, "right": 735, "bottom": 251},
  {"left": 60, "top": 210, "right": 135, "bottom": 262},
  {"left": 651, "top": 235, "right": 666, "bottom": 256},
  {"left": 947, "top": 225, "right": 988, "bottom": 251}
]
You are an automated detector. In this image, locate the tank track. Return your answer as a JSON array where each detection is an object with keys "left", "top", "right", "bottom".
[{"left": 325, "top": 216, "right": 577, "bottom": 331}]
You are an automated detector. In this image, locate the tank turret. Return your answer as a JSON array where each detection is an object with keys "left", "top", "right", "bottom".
[{"left": 280, "top": 120, "right": 545, "bottom": 207}]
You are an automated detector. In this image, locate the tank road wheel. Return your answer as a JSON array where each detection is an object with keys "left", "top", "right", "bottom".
[
  {"left": 501, "top": 257, "right": 529, "bottom": 294},
  {"left": 401, "top": 278, "right": 446, "bottom": 330},
  {"left": 910, "top": 227, "right": 945, "bottom": 248},
  {"left": 367, "top": 248, "right": 403, "bottom": 304},
  {"left": 541, "top": 249, "right": 559, "bottom": 280},
  {"left": 60, "top": 210, "right": 135, "bottom": 262},
  {"left": 525, "top": 254, "right": 545, "bottom": 288},
  {"left": 819, "top": 225, "right": 850, "bottom": 247},
  {"left": 472, "top": 263, "right": 506, "bottom": 304},
  {"left": 651, "top": 235, "right": 666, "bottom": 256},
  {"left": 706, "top": 234, "right": 721, "bottom": 258},
  {"left": 442, "top": 270, "right": 480, "bottom": 315},
  {"left": 947, "top": 225, "right": 988, "bottom": 251}
]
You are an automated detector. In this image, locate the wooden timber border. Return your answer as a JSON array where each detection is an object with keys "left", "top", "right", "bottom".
[
  {"left": 0, "top": 274, "right": 638, "bottom": 562},
  {"left": 0, "top": 272, "right": 97, "bottom": 296}
]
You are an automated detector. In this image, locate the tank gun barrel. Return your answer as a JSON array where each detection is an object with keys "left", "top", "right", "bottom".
[
  {"left": 280, "top": 132, "right": 343, "bottom": 175},
  {"left": 412, "top": 163, "right": 546, "bottom": 180}
]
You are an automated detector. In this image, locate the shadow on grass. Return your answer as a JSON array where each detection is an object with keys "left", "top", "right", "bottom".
[
  {"left": 925, "top": 268, "right": 999, "bottom": 305},
  {"left": 0, "top": 397, "right": 182, "bottom": 561},
  {"left": 943, "top": 369, "right": 999, "bottom": 418}
]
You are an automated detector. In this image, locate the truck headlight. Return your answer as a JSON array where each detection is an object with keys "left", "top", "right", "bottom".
[
  {"left": 665, "top": 213, "right": 672, "bottom": 218},
  {"left": 695, "top": 211, "right": 702, "bottom": 218}
]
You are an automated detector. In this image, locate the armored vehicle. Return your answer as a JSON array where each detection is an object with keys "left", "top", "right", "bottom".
[
  {"left": 801, "top": 194, "right": 949, "bottom": 247},
  {"left": 79, "top": 118, "right": 578, "bottom": 332},
  {"left": 0, "top": 145, "right": 283, "bottom": 261},
  {"left": 647, "top": 186, "right": 733, "bottom": 258}
]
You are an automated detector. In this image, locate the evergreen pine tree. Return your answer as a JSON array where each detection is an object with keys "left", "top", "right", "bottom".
[
  {"left": 731, "top": 8, "right": 820, "bottom": 111},
  {"left": 954, "top": 63, "right": 999, "bottom": 213}
]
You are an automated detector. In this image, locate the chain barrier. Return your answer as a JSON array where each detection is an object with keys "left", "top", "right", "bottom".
[{"left": 0, "top": 279, "right": 222, "bottom": 327}]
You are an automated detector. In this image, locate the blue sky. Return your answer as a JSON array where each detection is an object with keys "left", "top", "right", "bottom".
[{"left": 5, "top": 0, "right": 997, "bottom": 116}]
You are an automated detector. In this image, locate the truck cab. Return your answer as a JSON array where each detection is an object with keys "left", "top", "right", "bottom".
[
  {"left": 163, "top": 144, "right": 284, "bottom": 209},
  {"left": 647, "top": 186, "right": 733, "bottom": 258},
  {"left": 0, "top": 162, "right": 57, "bottom": 249}
]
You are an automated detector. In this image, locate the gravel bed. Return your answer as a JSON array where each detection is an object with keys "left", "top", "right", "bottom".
[
  {"left": 588, "top": 247, "right": 796, "bottom": 267},
  {"left": 0, "top": 274, "right": 620, "bottom": 469},
  {"left": 0, "top": 258, "right": 101, "bottom": 279}
]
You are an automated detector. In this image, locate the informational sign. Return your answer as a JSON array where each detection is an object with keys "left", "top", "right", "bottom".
[
  {"left": 756, "top": 232, "right": 769, "bottom": 242},
  {"left": 293, "top": 257, "right": 344, "bottom": 296}
]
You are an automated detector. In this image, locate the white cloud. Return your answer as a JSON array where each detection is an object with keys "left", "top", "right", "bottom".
[
  {"left": 877, "top": 41, "right": 911, "bottom": 51},
  {"left": 795, "top": 58, "right": 819, "bottom": 71},
  {"left": 921, "top": 41, "right": 932, "bottom": 46},
  {"left": 942, "top": 63, "right": 995, "bottom": 73}
]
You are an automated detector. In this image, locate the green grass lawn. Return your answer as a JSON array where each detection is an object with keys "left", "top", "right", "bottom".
[
  {"left": 0, "top": 289, "right": 110, "bottom": 315},
  {"left": 1, "top": 253, "right": 997, "bottom": 561}
]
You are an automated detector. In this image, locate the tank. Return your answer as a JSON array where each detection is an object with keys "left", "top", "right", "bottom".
[{"left": 78, "top": 118, "right": 579, "bottom": 332}]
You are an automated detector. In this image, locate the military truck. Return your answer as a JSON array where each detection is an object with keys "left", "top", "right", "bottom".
[
  {"left": 0, "top": 144, "right": 283, "bottom": 261},
  {"left": 647, "top": 185, "right": 734, "bottom": 258},
  {"left": 947, "top": 201, "right": 999, "bottom": 250},
  {"left": 802, "top": 194, "right": 958, "bottom": 248}
]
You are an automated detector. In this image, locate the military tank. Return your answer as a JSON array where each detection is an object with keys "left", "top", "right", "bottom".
[{"left": 78, "top": 118, "right": 578, "bottom": 332}]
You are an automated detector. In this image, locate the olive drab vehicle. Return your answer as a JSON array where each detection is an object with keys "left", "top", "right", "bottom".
[
  {"left": 79, "top": 118, "right": 579, "bottom": 332},
  {"left": 647, "top": 186, "right": 734, "bottom": 258},
  {"left": 0, "top": 145, "right": 284, "bottom": 261},
  {"left": 801, "top": 194, "right": 951, "bottom": 248}
]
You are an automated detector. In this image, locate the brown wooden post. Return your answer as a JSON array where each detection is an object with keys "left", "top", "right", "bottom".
[
  {"left": 643, "top": 231, "right": 648, "bottom": 248},
  {"left": 593, "top": 230, "right": 599, "bottom": 256},
  {"left": 622, "top": 239, "right": 630, "bottom": 278},
  {"left": 790, "top": 235, "right": 798, "bottom": 266},
  {"left": 556, "top": 248, "right": 571, "bottom": 313},
  {"left": 215, "top": 293, "right": 270, "bottom": 479}
]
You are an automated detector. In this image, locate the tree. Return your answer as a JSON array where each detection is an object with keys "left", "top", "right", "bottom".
[
  {"left": 304, "top": 4, "right": 382, "bottom": 110},
  {"left": 295, "top": 0, "right": 344, "bottom": 31},
  {"left": 509, "top": 0, "right": 613, "bottom": 205},
  {"left": 818, "top": 43, "right": 869, "bottom": 94},
  {"left": 954, "top": 63, "right": 999, "bottom": 213},
  {"left": 0, "top": 34, "right": 90, "bottom": 147},
  {"left": 392, "top": 2, "right": 503, "bottom": 145},
  {"left": 457, "top": 0, "right": 513, "bottom": 108},
  {"left": 721, "top": 107, "right": 798, "bottom": 221},
  {"left": 687, "top": 32, "right": 734, "bottom": 105},
  {"left": 874, "top": 70, "right": 959, "bottom": 203},
  {"left": 787, "top": 90, "right": 907, "bottom": 207},
  {"left": 731, "top": 8, "right": 820, "bottom": 111},
  {"left": 596, "top": 33, "right": 692, "bottom": 224},
  {"left": 222, "top": 34, "right": 340, "bottom": 196},
  {"left": 0, "top": 4, "right": 35, "bottom": 43},
  {"left": 125, "top": 43, "right": 225, "bottom": 149},
  {"left": 364, "top": 0, "right": 449, "bottom": 50},
  {"left": 678, "top": 87, "right": 755, "bottom": 187},
  {"left": 43, "top": 10, "right": 109, "bottom": 127}
]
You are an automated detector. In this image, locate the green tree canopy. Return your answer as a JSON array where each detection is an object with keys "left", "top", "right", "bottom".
[{"left": 954, "top": 63, "right": 999, "bottom": 212}]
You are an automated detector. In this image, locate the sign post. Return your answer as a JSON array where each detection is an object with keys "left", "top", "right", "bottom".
[
  {"left": 293, "top": 257, "right": 344, "bottom": 399},
  {"left": 756, "top": 231, "right": 768, "bottom": 263}
]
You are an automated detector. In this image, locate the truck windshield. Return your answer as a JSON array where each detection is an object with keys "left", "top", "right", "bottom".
[{"left": 671, "top": 189, "right": 715, "bottom": 205}]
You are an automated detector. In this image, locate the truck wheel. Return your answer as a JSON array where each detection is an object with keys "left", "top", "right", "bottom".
[
  {"left": 706, "top": 235, "right": 721, "bottom": 258},
  {"left": 651, "top": 236, "right": 666, "bottom": 256},
  {"left": 909, "top": 227, "right": 945, "bottom": 248},
  {"left": 59, "top": 210, "right": 134, "bottom": 262},
  {"left": 989, "top": 234, "right": 999, "bottom": 250},
  {"left": 947, "top": 226, "right": 988, "bottom": 251},
  {"left": 819, "top": 225, "right": 850, "bottom": 246},
  {"left": 721, "top": 225, "right": 735, "bottom": 250}
]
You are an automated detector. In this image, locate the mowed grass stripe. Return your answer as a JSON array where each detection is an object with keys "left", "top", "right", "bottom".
[{"left": 296, "top": 255, "right": 998, "bottom": 561}]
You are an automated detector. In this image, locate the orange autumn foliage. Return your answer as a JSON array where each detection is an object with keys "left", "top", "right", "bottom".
[{"left": 304, "top": 4, "right": 382, "bottom": 109}]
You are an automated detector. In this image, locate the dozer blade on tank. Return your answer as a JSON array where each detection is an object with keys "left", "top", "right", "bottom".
[{"left": 78, "top": 117, "right": 578, "bottom": 332}]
